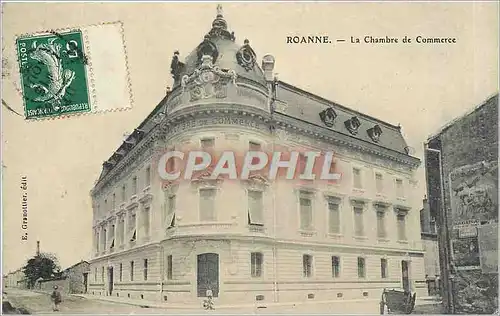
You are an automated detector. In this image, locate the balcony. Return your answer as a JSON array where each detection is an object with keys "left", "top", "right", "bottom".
[{"left": 248, "top": 224, "right": 266, "bottom": 233}]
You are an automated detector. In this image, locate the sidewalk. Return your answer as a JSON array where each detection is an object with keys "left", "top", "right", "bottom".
[
  {"left": 73, "top": 293, "right": 439, "bottom": 312},
  {"left": 74, "top": 292, "right": 441, "bottom": 309}
]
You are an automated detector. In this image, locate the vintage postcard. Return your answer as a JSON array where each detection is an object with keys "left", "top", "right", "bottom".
[
  {"left": 1, "top": 2, "right": 498, "bottom": 315},
  {"left": 6, "top": 20, "right": 131, "bottom": 120}
]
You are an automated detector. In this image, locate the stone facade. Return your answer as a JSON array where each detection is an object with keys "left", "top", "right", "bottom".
[
  {"left": 425, "top": 94, "right": 498, "bottom": 313},
  {"left": 88, "top": 6, "right": 426, "bottom": 306},
  {"left": 420, "top": 198, "right": 440, "bottom": 296}
]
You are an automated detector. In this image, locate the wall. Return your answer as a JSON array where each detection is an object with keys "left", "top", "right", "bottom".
[
  {"left": 67, "top": 262, "right": 90, "bottom": 294},
  {"left": 427, "top": 94, "right": 498, "bottom": 313},
  {"left": 89, "top": 244, "right": 161, "bottom": 301},
  {"left": 37, "top": 278, "right": 70, "bottom": 295}
]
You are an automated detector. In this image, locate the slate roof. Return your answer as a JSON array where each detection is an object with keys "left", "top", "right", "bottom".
[{"left": 276, "top": 81, "right": 411, "bottom": 155}]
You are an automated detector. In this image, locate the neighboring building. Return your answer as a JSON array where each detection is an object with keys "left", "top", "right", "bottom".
[
  {"left": 4, "top": 269, "right": 24, "bottom": 288},
  {"left": 419, "top": 197, "right": 440, "bottom": 296},
  {"left": 425, "top": 94, "right": 498, "bottom": 314},
  {"left": 36, "top": 261, "right": 90, "bottom": 295},
  {"left": 88, "top": 6, "right": 426, "bottom": 305}
]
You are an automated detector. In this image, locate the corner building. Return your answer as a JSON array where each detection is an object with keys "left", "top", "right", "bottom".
[{"left": 88, "top": 7, "right": 426, "bottom": 305}]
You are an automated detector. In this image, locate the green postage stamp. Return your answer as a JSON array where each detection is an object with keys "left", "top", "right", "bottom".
[
  {"left": 14, "top": 22, "right": 133, "bottom": 120},
  {"left": 17, "top": 30, "right": 91, "bottom": 119}
]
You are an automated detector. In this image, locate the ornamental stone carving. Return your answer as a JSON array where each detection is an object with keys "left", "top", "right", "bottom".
[
  {"left": 236, "top": 39, "right": 257, "bottom": 71},
  {"left": 181, "top": 55, "right": 237, "bottom": 102}
]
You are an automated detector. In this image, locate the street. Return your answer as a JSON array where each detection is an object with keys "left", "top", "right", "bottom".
[{"left": 3, "top": 288, "right": 442, "bottom": 314}]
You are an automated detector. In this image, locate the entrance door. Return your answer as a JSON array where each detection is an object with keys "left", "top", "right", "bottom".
[
  {"left": 108, "top": 267, "right": 114, "bottom": 296},
  {"left": 83, "top": 273, "right": 88, "bottom": 294},
  {"left": 197, "top": 253, "right": 219, "bottom": 297},
  {"left": 401, "top": 260, "right": 410, "bottom": 292}
]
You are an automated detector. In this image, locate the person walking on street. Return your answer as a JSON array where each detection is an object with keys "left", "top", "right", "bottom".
[{"left": 50, "top": 285, "right": 62, "bottom": 311}]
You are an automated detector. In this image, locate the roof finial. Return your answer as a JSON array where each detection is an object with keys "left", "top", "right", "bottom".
[{"left": 216, "top": 4, "right": 223, "bottom": 17}]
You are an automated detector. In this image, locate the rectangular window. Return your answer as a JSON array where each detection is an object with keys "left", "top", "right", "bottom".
[
  {"left": 130, "top": 261, "right": 134, "bottom": 281},
  {"left": 396, "top": 179, "right": 404, "bottom": 198},
  {"left": 103, "top": 228, "right": 107, "bottom": 250},
  {"left": 298, "top": 153, "right": 307, "bottom": 176},
  {"left": 299, "top": 195, "right": 313, "bottom": 230},
  {"left": 199, "top": 188, "right": 216, "bottom": 221},
  {"left": 145, "top": 166, "right": 151, "bottom": 186},
  {"left": 381, "top": 258, "right": 388, "bottom": 279},
  {"left": 251, "top": 252, "right": 263, "bottom": 278},
  {"left": 375, "top": 173, "right": 383, "bottom": 193},
  {"left": 101, "top": 266, "right": 105, "bottom": 282},
  {"left": 357, "top": 257, "right": 366, "bottom": 278},
  {"left": 166, "top": 255, "right": 173, "bottom": 280},
  {"left": 332, "top": 256, "right": 340, "bottom": 278},
  {"left": 249, "top": 141, "right": 262, "bottom": 169},
  {"left": 94, "top": 268, "right": 97, "bottom": 282},
  {"left": 110, "top": 225, "right": 115, "bottom": 249},
  {"left": 353, "top": 168, "right": 362, "bottom": 189},
  {"left": 129, "top": 213, "right": 136, "bottom": 241},
  {"left": 121, "top": 184, "right": 126, "bottom": 202},
  {"left": 143, "top": 259, "right": 148, "bottom": 281},
  {"left": 249, "top": 141, "right": 261, "bottom": 151},
  {"left": 354, "top": 207, "right": 364, "bottom": 236},
  {"left": 96, "top": 230, "right": 100, "bottom": 253},
  {"left": 119, "top": 217, "right": 125, "bottom": 246},
  {"left": 143, "top": 207, "right": 150, "bottom": 237},
  {"left": 376, "top": 211, "right": 386, "bottom": 238},
  {"left": 201, "top": 138, "right": 215, "bottom": 149},
  {"left": 165, "top": 194, "right": 176, "bottom": 228},
  {"left": 303, "top": 254, "right": 313, "bottom": 278},
  {"left": 132, "top": 177, "right": 137, "bottom": 195},
  {"left": 397, "top": 213, "right": 407, "bottom": 240},
  {"left": 248, "top": 190, "right": 264, "bottom": 226},
  {"left": 328, "top": 202, "right": 340, "bottom": 234},
  {"left": 119, "top": 263, "right": 123, "bottom": 282}
]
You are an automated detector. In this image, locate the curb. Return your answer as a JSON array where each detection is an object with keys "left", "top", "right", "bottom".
[{"left": 75, "top": 295, "right": 383, "bottom": 310}]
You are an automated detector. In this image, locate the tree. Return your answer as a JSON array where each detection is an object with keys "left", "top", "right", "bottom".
[{"left": 22, "top": 253, "right": 61, "bottom": 289}]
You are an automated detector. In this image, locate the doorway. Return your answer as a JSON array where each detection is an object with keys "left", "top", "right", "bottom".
[
  {"left": 83, "top": 273, "right": 88, "bottom": 294},
  {"left": 401, "top": 260, "right": 410, "bottom": 292},
  {"left": 197, "top": 253, "right": 219, "bottom": 297},
  {"left": 108, "top": 267, "right": 114, "bottom": 296}
]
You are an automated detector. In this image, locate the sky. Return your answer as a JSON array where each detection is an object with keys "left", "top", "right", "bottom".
[{"left": 2, "top": 2, "right": 498, "bottom": 273}]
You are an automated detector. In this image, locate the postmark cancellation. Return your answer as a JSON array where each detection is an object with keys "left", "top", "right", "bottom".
[{"left": 14, "top": 21, "right": 133, "bottom": 120}]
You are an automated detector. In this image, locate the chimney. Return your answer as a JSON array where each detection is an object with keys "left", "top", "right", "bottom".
[
  {"left": 261, "top": 54, "right": 276, "bottom": 82},
  {"left": 36, "top": 241, "right": 40, "bottom": 256}
]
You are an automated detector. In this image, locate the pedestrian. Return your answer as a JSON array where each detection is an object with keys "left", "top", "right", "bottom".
[{"left": 50, "top": 285, "right": 62, "bottom": 311}]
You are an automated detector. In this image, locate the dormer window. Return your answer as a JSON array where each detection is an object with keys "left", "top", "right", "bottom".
[
  {"left": 236, "top": 39, "right": 257, "bottom": 71},
  {"left": 344, "top": 116, "right": 361, "bottom": 135},
  {"left": 319, "top": 107, "right": 337, "bottom": 128},
  {"left": 196, "top": 37, "right": 219, "bottom": 65},
  {"left": 367, "top": 124, "right": 383, "bottom": 142}
]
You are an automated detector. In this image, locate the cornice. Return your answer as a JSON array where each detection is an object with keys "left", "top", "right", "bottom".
[
  {"left": 92, "top": 100, "right": 419, "bottom": 197},
  {"left": 93, "top": 127, "right": 162, "bottom": 197},
  {"left": 272, "top": 113, "right": 420, "bottom": 168}
]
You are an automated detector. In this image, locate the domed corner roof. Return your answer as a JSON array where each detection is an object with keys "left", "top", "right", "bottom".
[{"left": 174, "top": 5, "right": 268, "bottom": 88}]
